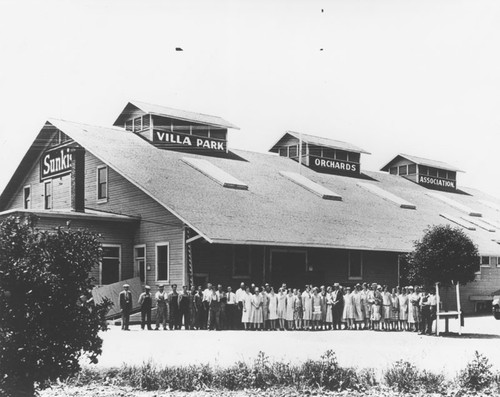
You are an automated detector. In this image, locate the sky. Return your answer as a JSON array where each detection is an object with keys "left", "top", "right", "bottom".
[{"left": 0, "top": 0, "right": 499, "bottom": 197}]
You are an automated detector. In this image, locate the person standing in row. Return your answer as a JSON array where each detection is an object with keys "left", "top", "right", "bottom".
[
  {"left": 285, "top": 288, "right": 295, "bottom": 329},
  {"left": 168, "top": 284, "right": 180, "bottom": 330},
  {"left": 207, "top": 287, "right": 220, "bottom": 330},
  {"left": 332, "top": 283, "right": 343, "bottom": 330},
  {"left": 267, "top": 287, "right": 278, "bottom": 330},
  {"left": 217, "top": 284, "right": 227, "bottom": 330},
  {"left": 202, "top": 283, "right": 214, "bottom": 329},
  {"left": 352, "top": 284, "right": 364, "bottom": 329},
  {"left": 119, "top": 283, "right": 132, "bottom": 331},
  {"left": 294, "top": 289, "right": 303, "bottom": 330},
  {"left": 235, "top": 282, "right": 246, "bottom": 329},
  {"left": 382, "top": 285, "right": 392, "bottom": 331},
  {"left": 277, "top": 287, "right": 287, "bottom": 330},
  {"left": 241, "top": 285, "right": 252, "bottom": 330},
  {"left": 398, "top": 287, "right": 409, "bottom": 331},
  {"left": 155, "top": 284, "right": 168, "bottom": 330},
  {"left": 251, "top": 287, "right": 263, "bottom": 330},
  {"left": 302, "top": 286, "right": 313, "bottom": 330},
  {"left": 138, "top": 285, "right": 153, "bottom": 330},
  {"left": 178, "top": 285, "right": 190, "bottom": 330},
  {"left": 226, "top": 286, "right": 238, "bottom": 330}
]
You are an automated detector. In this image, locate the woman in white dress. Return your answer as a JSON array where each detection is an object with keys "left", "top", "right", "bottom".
[
  {"left": 285, "top": 289, "right": 295, "bottom": 330},
  {"left": 250, "top": 287, "right": 263, "bottom": 330},
  {"left": 398, "top": 287, "right": 409, "bottom": 331},
  {"left": 302, "top": 286, "right": 312, "bottom": 330},
  {"left": 241, "top": 286, "right": 252, "bottom": 330},
  {"left": 407, "top": 286, "right": 415, "bottom": 331},
  {"left": 342, "top": 287, "right": 354, "bottom": 330},
  {"left": 268, "top": 287, "right": 278, "bottom": 330},
  {"left": 277, "top": 288, "right": 287, "bottom": 330},
  {"left": 325, "top": 286, "right": 333, "bottom": 329},
  {"left": 352, "top": 284, "right": 364, "bottom": 330},
  {"left": 382, "top": 285, "right": 392, "bottom": 331},
  {"left": 311, "top": 287, "right": 322, "bottom": 330}
]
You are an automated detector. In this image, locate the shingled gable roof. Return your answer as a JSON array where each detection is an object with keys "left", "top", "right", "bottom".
[
  {"left": 112, "top": 100, "right": 240, "bottom": 130},
  {"left": 269, "top": 131, "right": 371, "bottom": 154},
  {"left": 380, "top": 153, "right": 464, "bottom": 173},
  {"left": 2, "top": 118, "right": 500, "bottom": 255}
]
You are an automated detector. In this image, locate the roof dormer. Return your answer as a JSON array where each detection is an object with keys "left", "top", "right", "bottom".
[
  {"left": 113, "top": 100, "right": 239, "bottom": 156},
  {"left": 381, "top": 154, "right": 463, "bottom": 192},
  {"left": 269, "top": 131, "right": 370, "bottom": 177}
]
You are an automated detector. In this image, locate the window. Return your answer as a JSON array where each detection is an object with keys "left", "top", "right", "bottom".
[
  {"left": 125, "top": 119, "right": 133, "bottom": 131},
  {"left": 233, "top": 246, "right": 251, "bottom": 278},
  {"left": 133, "top": 117, "right": 142, "bottom": 132},
  {"left": 278, "top": 147, "right": 287, "bottom": 157},
  {"left": 289, "top": 145, "right": 298, "bottom": 157},
  {"left": 142, "top": 115, "right": 151, "bottom": 130},
  {"left": 348, "top": 251, "right": 363, "bottom": 280},
  {"left": 491, "top": 256, "right": 498, "bottom": 267},
  {"left": 323, "top": 148, "right": 335, "bottom": 159},
  {"left": 156, "top": 242, "right": 169, "bottom": 281},
  {"left": 447, "top": 171, "right": 456, "bottom": 180},
  {"left": 335, "top": 150, "right": 348, "bottom": 161},
  {"left": 399, "top": 165, "right": 407, "bottom": 175},
  {"left": 348, "top": 152, "right": 360, "bottom": 163},
  {"left": 419, "top": 165, "right": 428, "bottom": 175},
  {"left": 429, "top": 167, "right": 438, "bottom": 177},
  {"left": 481, "top": 256, "right": 490, "bottom": 267},
  {"left": 134, "top": 245, "right": 146, "bottom": 283},
  {"left": 97, "top": 166, "right": 108, "bottom": 201},
  {"left": 44, "top": 181, "right": 52, "bottom": 209},
  {"left": 101, "top": 245, "right": 121, "bottom": 285},
  {"left": 309, "top": 146, "right": 321, "bottom": 157},
  {"left": 23, "top": 186, "right": 31, "bottom": 209},
  {"left": 389, "top": 167, "right": 398, "bottom": 175},
  {"left": 408, "top": 164, "right": 417, "bottom": 174},
  {"left": 437, "top": 169, "right": 447, "bottom": 179}
]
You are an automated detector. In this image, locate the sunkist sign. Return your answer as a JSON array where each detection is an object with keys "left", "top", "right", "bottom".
[
  {"left": 40, "top": 147, "right": 73, "bottom": 181},
  {"left": 153, "top": 130, "right": 226, "bottom": 152}
]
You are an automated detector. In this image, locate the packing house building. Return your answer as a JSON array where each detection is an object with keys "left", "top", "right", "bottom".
[{"left": 1, "top": 100, "right": 500, "bottom": 314}]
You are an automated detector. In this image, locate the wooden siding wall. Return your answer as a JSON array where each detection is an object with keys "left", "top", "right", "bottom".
[
  {"left": 33, "top": 217, "right": 135, "bottom": 285},
  {"left": 440, "top": 266, "right": 500, "bottom": 314},
  {"left": 8, "top": 160, "right": 71, "bottom": 210},
  {"left": 192, "top": 242, "right": 399, "bottom": 289},
  {"left": 84, "top": 152, "right": 185, "bottom": 291}
]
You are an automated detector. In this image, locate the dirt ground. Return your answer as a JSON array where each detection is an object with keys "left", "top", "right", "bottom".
[{"left": 85, "top": 315, "right": 500, "bottom": 377}]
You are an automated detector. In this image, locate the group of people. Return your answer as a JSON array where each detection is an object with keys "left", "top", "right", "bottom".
[{"left": 119, "top": 282, "right": 438, "bottom": 335}]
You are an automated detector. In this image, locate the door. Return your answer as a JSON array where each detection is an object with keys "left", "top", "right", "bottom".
[{"left": 270, "top": 250, "right": 307, "bottom": 289}]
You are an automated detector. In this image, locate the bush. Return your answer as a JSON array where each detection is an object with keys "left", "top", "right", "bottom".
[
  {"left": 384, "top": 360, "right": 420, "bottom": 393},
  {"left": 458, "top": 351, "right": 494, "bottom": 391},
  {"left": 0, "top": 215, "right": 112, "bottom": 396}
]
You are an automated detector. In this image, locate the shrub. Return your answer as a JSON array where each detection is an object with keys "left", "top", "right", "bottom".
[
  {"left": 383, "top": 360, "right": 420, "bottom": 392},
  {"left": 0, "top": 215, "right": 112, "bottom": 396},
  {"left": 458, "top": 351, "right": 494, "bottom": 391}
]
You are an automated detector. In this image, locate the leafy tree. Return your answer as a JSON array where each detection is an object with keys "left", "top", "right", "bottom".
[
  {"left": 405, "top": 224, "right": 480, "bottom": 288},
  {"left": 0, "top": 215, "right": 112, "bottom": 396}
]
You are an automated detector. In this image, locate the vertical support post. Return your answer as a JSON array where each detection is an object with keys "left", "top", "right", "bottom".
[
  {"left": 185, "top": 228, "right": 194, "bottom": 288},
  {"left": 456, "top": 282, "right": 462, "bottom": 335},
  {"left": 435, "top": 282, "right": 440, "bottom": 336},
  {"left": 298, "top": 132, "right": 302, "bottom": 174}
]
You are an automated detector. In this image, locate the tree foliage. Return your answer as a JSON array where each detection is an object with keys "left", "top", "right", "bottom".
[
  {"left": 405, "top": 224, "right": 480, "bottom": 288},
  {"left": 0, "top": 215, "right": 112, "bottom": 396}
]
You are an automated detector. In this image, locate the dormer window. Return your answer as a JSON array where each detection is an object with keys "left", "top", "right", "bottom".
[
  {"left": 381, "top": 154, "right": 463, "bottom": 192},
  {"left": 269, "top": 131, "right": 370, "bottom": 178},
  {"left": 114, "top": 101, "right": 239, "bottom": 156}
]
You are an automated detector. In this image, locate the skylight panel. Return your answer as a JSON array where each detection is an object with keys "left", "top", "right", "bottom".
[
  {"left": 426, "top": 192, "right": 482, "bottom": 217},
  {"left": 182, "top": 157, "right": 248, "bottom": 190},
  {"left": 440, "top": 213, "right": 476, "bottom": 230},
  {"left": 280, "top": 171, "right": 342, "bottom": 201},
  {"left": 357, "top": 182, "right": 416, "bottom": 209},
  {"left": 479, "top": 199, "right": 500, "bottom": 212},
  {"left": 461, "top": 216, "right": 496, "bottom": 232},
  {"left": 479, "top": 217, "right": 500, "bottom": 230}
]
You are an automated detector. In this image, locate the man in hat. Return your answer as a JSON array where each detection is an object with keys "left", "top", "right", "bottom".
[
  {"left": 138, "top": 285, "right": 153, "bottom": 330},
  {"left": 119, "top": 284, "right": 133, "bottom": 331},
  {"left": 155, "top": 284, "right": 168, "bottom": 330}
]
